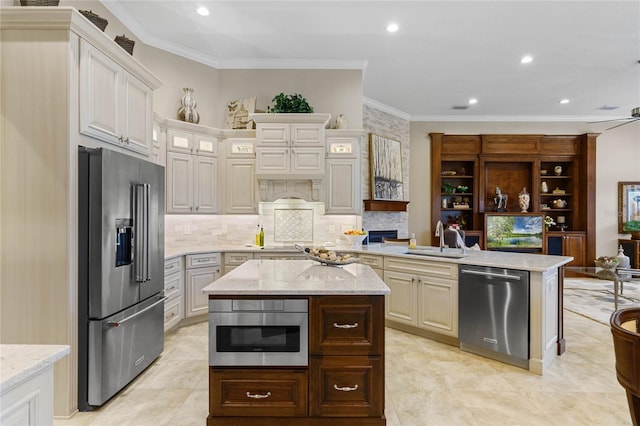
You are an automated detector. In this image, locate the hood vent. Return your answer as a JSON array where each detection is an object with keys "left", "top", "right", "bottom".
[{"left": 257, "top": 178, "right": 323, "bottom": 202}]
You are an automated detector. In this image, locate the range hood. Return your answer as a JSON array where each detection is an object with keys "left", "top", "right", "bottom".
[
  {"left": 257, "top": 176, "right": 324, "bottom": 202},
  {"left": 252, "top": 113, "right": 331, "bottom": 202}
]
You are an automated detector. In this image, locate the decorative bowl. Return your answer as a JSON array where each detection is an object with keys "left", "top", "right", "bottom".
[
  {"left": 594, "top": 256, "right": 619, "bottom": 269},
  {"left": 343, "top": 233, "right": 367, "bottom": 248}
]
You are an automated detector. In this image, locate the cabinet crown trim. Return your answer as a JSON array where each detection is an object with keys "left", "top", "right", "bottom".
[{"left": 250, "top": 113, "right": 331, "bottom": 125}]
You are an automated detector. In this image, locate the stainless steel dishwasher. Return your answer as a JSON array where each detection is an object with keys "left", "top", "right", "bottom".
[{"left": 458, "top": 264, "right": 529, "bottom": 369}]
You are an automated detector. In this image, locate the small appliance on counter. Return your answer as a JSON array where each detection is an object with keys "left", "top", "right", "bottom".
[{"left": 77, "top": 147, "right": 165, "bottom": 410}]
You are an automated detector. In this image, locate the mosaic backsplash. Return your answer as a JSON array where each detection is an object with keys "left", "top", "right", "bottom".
[{"left": 274, "top": 209, "right": 314, "bottom": 242}]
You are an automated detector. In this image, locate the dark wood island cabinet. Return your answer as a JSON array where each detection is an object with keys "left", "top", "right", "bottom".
[{"left": 204, "top": 261, "right": 390, "bottom": 425}]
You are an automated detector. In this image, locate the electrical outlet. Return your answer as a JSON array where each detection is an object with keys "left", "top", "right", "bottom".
[
  {"left": 221, "top": 225, "right": 228, "bottom": 233},
  {"left": 329, "top": 225, "right": 335, "bottom": 233},
  {"left": 183, "top": 224, "right": 191, "bottom": 235}
]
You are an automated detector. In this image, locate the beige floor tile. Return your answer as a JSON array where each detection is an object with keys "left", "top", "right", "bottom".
[{"left": 56, "top": 309, "right": 634, "bottom": 426}]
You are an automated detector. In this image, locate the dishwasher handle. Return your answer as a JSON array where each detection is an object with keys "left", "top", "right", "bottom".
[{"left": 460, "top": 268, "right": 522, "bottom": 281}]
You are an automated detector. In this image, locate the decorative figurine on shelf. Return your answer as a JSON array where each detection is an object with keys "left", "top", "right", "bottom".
[
  {"left": 335, "top": 114, "right": 348, "bottom": 129},
  {"left": 494, "top": 187, "right": 508, "bottom": 212},
  {"left": 554, "top": 165, "right": 563, "bottom": 176},
  {"left": 178, "top": 88, "right": 200, "bottom": 124},
  {"left": 518, "top": 187, "right": 530, "bottom": 212}
]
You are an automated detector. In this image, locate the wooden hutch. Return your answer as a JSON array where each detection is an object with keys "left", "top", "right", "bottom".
[{"left": 430, "top": 133, "right": 597, "bottom": 266}]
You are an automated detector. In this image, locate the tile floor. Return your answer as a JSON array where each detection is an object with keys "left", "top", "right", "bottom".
[{"left": 56, "top": 309, "right": 632, "bottom": 426}]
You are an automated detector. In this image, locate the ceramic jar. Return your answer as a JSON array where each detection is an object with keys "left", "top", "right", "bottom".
[
  {"left": 541, "top": 181, "right": 549, "bottom": 193},
  {"left": 553, "top": 199, "right": 567, "bottom": 209},
  {"left": 554, "top": 165, "right": 563, "bottom": 176},
  {"left": 178, "top": 88, "right": 200, "bottom": 124},
  {"left": 336, "top": 114, "right": 348, "bottom": 129}
]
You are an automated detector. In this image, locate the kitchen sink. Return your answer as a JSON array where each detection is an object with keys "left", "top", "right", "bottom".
[{"left": 406, "top": 249, "right": 467, "bottom": 259}]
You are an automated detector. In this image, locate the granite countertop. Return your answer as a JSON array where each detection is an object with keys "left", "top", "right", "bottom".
[
  {"left": 202, "top": 259, "right": 391, "bottom": 295},
  {"left": 0, "top": 344, "right": 70, "bottom": 393},
  {"left": 166, "top": 243, "right": 573, "bottom": 273},
  {"left": 356, "top": 244, "right": 573, "bottom": 272}
]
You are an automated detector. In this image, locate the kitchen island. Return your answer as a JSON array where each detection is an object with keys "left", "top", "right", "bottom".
[{"left": 203, "top": 259, "right": 390, "bottom": 425}]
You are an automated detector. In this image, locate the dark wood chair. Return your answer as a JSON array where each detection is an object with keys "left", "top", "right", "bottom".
[{"left": 610, "top": 307, "right": 640, "bottom": 425}]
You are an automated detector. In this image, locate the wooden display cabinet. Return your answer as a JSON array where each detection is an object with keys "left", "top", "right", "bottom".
[
  {"left": 619, "top": 239, "right": 640, "bottom": 269},
  {"left": 430, "top": 133, "right": 597, "bottom": 265}
]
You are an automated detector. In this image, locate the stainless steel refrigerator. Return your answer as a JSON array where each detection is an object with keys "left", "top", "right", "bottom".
[{"left": 78, "top": 146, "right": 165, "bottom": 411}]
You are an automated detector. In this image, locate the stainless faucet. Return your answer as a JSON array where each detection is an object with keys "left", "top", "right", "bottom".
[{"left": 435, "top": 220, "right": 445, "bottom": 252}]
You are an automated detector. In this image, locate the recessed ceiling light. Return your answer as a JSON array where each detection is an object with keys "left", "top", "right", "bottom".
[
  {"left": 559, "top": 99, "right": 570, "bottom": 104},
  {"left": 196, "top": 6, "right": 210, "bottom": 16},
  {"left": 468, "top": 98, "right": 478, "bottom": 105},
  {"left": 520, "top": 55, "right": 533, "bottom": 64},
  {"left": 386, "top": 23, "right": 399, "bottom": 33}
]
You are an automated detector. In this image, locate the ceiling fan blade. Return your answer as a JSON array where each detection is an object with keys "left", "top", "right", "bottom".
[
  {"left": 605, "top": 119, "right": 639, "bottom": 131},
  {"left": 587, "top": 117, "right": 633, "bottom": 124}
]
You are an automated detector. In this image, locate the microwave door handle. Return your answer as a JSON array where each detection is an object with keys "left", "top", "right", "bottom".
[{"left": 134, "top": 183, "right": 150, "bottom": 282}]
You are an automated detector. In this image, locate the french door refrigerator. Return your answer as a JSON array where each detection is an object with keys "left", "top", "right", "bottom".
[{"left": 78, "top": 146, "right": 165, "bottom": 410}]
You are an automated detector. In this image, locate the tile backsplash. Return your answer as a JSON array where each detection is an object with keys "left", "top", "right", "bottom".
[{"left": 165, "top": 200, "right": 362, "bottom": 249}]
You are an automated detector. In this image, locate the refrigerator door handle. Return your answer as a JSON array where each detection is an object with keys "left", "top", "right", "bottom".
[
  {"left": 107, "top": 296, "right": 167, "bottom": 327},
  {"left": 134, "top": 183, "right": 151, "bottom": 282}
]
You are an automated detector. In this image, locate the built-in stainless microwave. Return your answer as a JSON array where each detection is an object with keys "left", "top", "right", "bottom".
[{"left": 208, "top": 299, "right": 308, "bottom": 366}]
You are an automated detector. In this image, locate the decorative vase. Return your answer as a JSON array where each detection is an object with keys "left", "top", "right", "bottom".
[
  {"left": 617, "top": 245, "right": 631, "bottom": 269},
  {"left": 554, "top": 165, "right": 563, "bottom": 176},
  {"left": 518, "top": 187, "right": 530, "bottom": 212},
  {"left": 178, "top": 88, "right": 200, "bottom": 124},
  {"left": 541, "top": 181, "right": 549, "bottom": 193},
  {"left": 336, "top": 114, "right": 348, "bottom": 129}
]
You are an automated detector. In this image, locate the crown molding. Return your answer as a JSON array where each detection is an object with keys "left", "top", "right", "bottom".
[
  {"left": 409, "top": 114, "right": 632, "bottom": 122},
  {"left": 363, "top": 97, "right": 411, "bottom": 121}
]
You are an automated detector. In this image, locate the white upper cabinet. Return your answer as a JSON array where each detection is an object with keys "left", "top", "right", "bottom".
[
  {"left": 325, "top": 131, "right": 362, "bottom": 214},
  {"left": 253, "top": 114, "right": 330, "bottom": 178},
  {"left": 79, "top": 40, "right": 154, "bottom": 156}
]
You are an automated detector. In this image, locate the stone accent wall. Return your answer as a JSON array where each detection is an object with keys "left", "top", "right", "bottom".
[{"left": 362, "top": 104, "right": 411, "bottom": 238}]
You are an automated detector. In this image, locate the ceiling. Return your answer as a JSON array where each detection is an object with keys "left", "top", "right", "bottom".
[{"left": 102, "top": 0, "right": 640, "bottom": 122}]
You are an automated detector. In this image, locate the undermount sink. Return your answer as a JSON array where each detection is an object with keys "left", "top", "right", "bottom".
[{"left": 406, "top": 249, "right": 467, "bottom": 259}]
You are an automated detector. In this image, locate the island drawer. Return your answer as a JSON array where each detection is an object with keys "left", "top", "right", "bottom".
[
  {"left": 309, "top": 356, "right": 383, "bottom": 417},
  {"left": 187, "top": 252, "right": 221, "bottom": 268},
  {"left": 309, "top": 296, "right": 384, "bottom": 356},
  {"left": 210, "top": 368, "right": 308, "bottom": 417}
]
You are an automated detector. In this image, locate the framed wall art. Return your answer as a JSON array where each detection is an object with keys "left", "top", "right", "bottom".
[
  {"left": 618, "top": 181, "right": 640, "bottom": 232},
  {"left": 369, "top": 133, "right": 404, "bottom": 201}
]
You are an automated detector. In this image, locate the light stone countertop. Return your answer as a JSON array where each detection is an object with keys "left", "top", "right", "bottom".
[
  {"left": 202, "top": 259, "right": 391, "bottom": 295},
  {"left": 167, "top": 243, "right": 573, "bottom": 273},
  {"left": 0, "top": 344, "right": 70, "bottom": 393}
]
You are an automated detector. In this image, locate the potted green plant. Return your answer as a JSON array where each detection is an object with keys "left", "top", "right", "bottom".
[
  {"left": 623, "top": 220, "right": 640, "bottom": 240},
  {"left": 268, "top": 93, "right": 314, "bottom": 113}
]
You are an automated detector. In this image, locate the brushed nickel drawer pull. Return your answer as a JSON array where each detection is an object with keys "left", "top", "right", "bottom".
[
  {"left": 334, "top": 384, "right": 358, "bottom": 392},
  {"left": 333, "top": 322, "right": 358, "bottom": 329},
  {"left": 246, "top": 391, "right": 271, "bottom": 399}
]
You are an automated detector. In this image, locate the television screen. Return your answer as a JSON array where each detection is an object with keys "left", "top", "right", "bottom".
[{"left": 485, "top": 214, "right": 544, "bottom": 250}]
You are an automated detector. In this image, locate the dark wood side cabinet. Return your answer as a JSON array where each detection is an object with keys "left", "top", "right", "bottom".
[
  {"left": 430, "top": 133, "right": 598, "bottom": 265},
  {"left": 619, "top": 239, "right": 640, "bottom": 269},
  {"left": 208, "top": 295, "right": 386, "bottom": 425}
]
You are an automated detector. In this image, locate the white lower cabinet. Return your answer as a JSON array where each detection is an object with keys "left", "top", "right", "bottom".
[
  {"left": 0, "top": 367, "right": 54, "bottom": 426},
  {"left": 223, "top": 252, "right": 254, "bottom": 275},
  {"left": 383, "top": 257, "right": 458, "bottom": 337},
  {"left": 164, "top": 256, "right": 184, "bottom": 331},
  {"left": 357, "top": 253, "right": 384, "bottom": 279},
  {"left": 185, "top": 253, "right": 221, "bottom": 318},
  {"left": 383, "top": 270, "right": 418, "bottom": 325}
]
